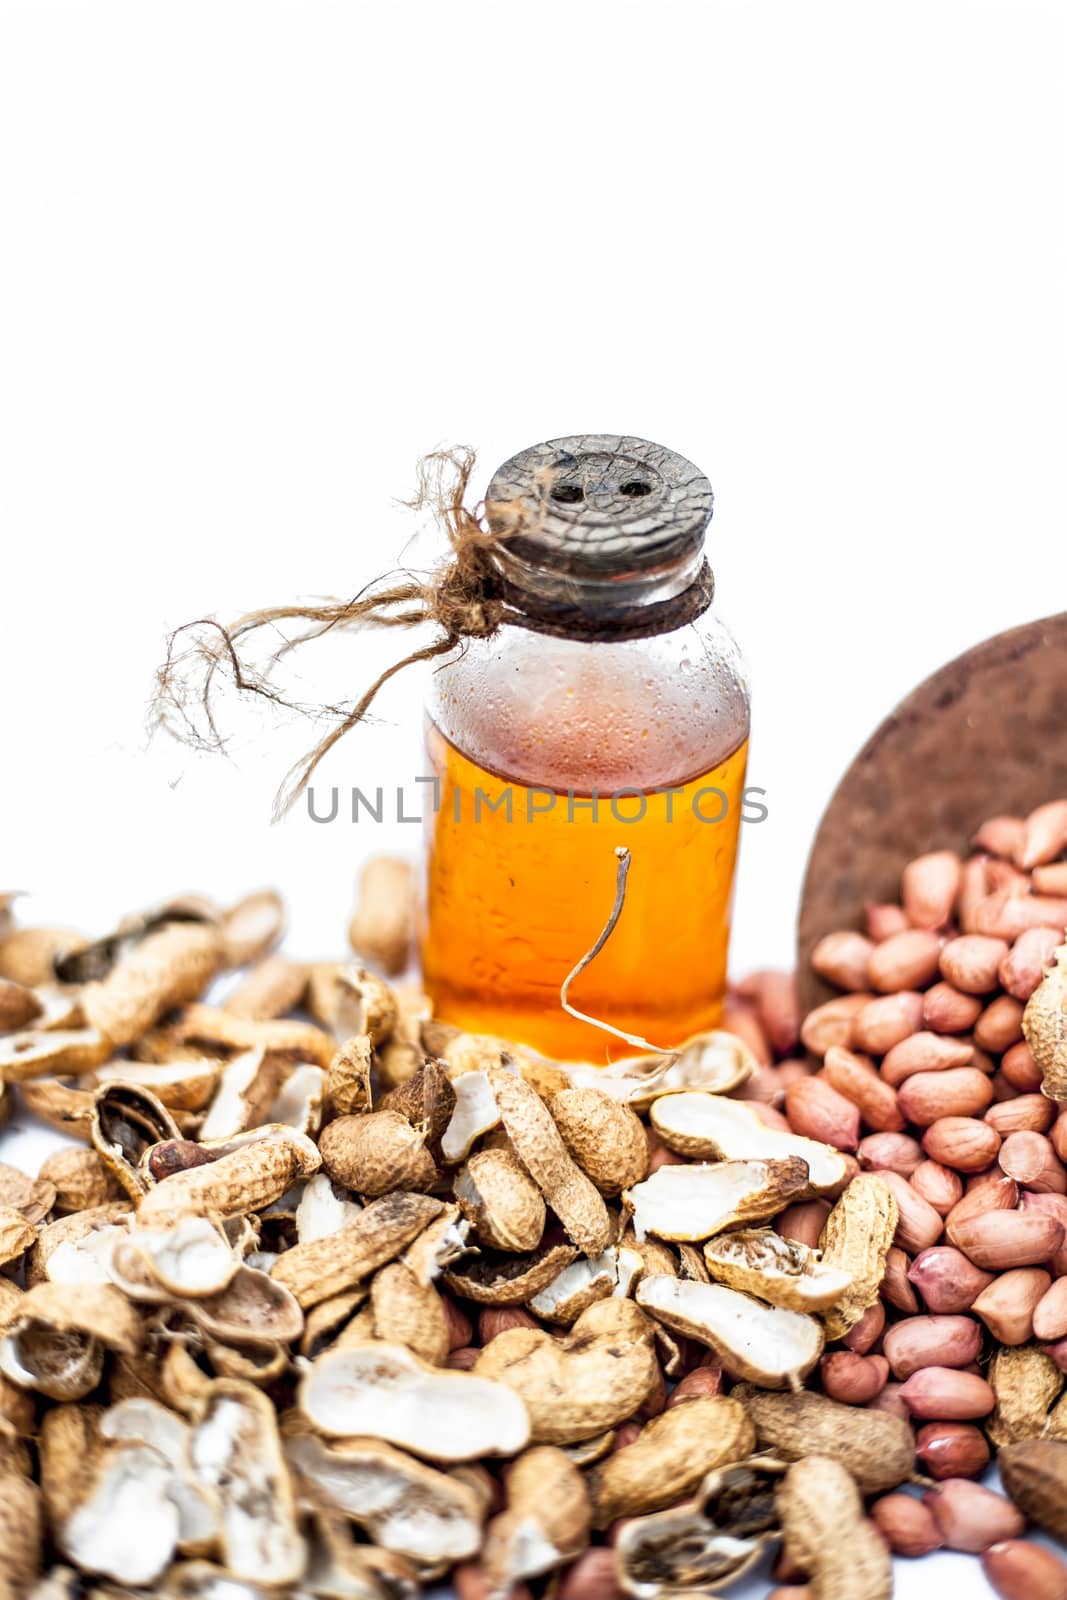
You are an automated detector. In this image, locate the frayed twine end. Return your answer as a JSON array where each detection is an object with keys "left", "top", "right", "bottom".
[{"left": 149, "top": 448, "right": 530, "bottom": 820}]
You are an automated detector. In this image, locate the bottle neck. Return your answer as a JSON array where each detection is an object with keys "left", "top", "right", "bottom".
[{"left": 490, "top": 543, "right": 716, "bottom": 642}]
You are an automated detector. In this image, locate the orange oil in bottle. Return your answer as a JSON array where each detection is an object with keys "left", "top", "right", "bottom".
[{"left": 420, "top": 719, "right": 748, "bottom": 1062}]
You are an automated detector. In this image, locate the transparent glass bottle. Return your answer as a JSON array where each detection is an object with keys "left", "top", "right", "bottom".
[{"left": 421, "top": 434, "right": 750, "bottom": 1063}]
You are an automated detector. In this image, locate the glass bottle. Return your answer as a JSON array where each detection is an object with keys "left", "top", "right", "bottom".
[{"left": 421, "top": 434, "right": 750, "bottom": 1063}]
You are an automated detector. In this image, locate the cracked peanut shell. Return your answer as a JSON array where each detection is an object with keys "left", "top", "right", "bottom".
[
  {"left": 488, "top": 1068, "right": 612, "bottom": 1257},
  {"left": 473, "top": 1298, "right": 658, "bottom": 1445},
  {"left": 817, "top": 1172, "right": 899, "bottom": 1342},
  {"left": 590, "top": 1395, "right": 756, "bottom": 1524}
]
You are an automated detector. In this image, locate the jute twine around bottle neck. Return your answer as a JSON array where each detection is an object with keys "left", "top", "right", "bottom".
[{"left": 151, "top": 448, "right": 714, "bottom": 817}]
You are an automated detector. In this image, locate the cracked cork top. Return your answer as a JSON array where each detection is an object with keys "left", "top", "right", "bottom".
[{"left": 485, "top": 434, "right": 714, "bottom": 580}]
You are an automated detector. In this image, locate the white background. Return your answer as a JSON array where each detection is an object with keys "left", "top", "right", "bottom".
[{"left": 2, "top": 4, "right": 1067, "bottom": 1595}]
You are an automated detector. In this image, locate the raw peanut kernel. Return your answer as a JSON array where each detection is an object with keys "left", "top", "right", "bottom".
[
  {"left": 821, "top": 1047, "right": 904, "bottom": 1134},
  {"left": 972, "top": 1267, "right": 1050, "bottom": 1345},
  {"left": 883, "top": 1315, "right": 981, "bottom": 1379},
  {"left": 907, "top": 1246, "right": 994, "bottom": 1313},
  {"left": 882, "top": 1246, "right": 920, "bottom": 1313},
  {"left": 921, "top": 1115, "right": 1001, "bottom": 1172},
  {"left": 799, "top": 993, "right": 870, "bottom": 1055},
  {"left": 870, "top": 1493, "right": 942, "bottom": 1557},
  {"left": 923, "top": 1479, "right": 1025, "bottom": 1553},
  {"left": 974, "top": 994, "right": 1025, "bottom": 1052},
  {"left": 916, "top": 1422, "right": 990, "bottom": 1480},
  {"left": 867, "top": 1380, "right": 910, "bottom": 1421},
  {"left": 946, "top": 1169, "right": 1019, "bottom": 1231},
  {"left": 853, "top": 991, "right": 924, "bottom": 1055},
  {"left": 783, "top": 1077, "right": 860, "bottom": 1152},
  {"left": 982, "top": 1541, "right": 1067, "bottom": 1600},
  {"left": 999, "top": 1130, "right": 1067, "bottom": 1194},
  {"left": 843, "top": 1301, "right": 885, "bottom": 1355},
  {"left": 973, "top": 894, "right": 1067, "bottom": 941},
  {"left": 755, "top": 970, "right": 801, "bottom": 1056},
  {"left": 866, "top": 902, "right": 911, "bottom": 940},
  {"left": 1002, "top": 1041, "right": 1044, "bottom": 1092},
  {"left": 949, "top": 1209, "right": 1065, "bottom": 1271},
  {"left": 556, "top": 1548, "right": 620, "bottom": 1600},
  {"left": 868, "top": 930, "right": 943, "bottom": 993},
  {"left": 1034, "top": 864, "right": 1067, "bottom": 896},
  {"left": 979, "top": 896, "right": 1067, "bottom": 940},
  {"left": 811, "top": 930, "right": 874, "bottom": 991},
  {"left": 878, "top": 1171, "right": 944, "bottom": 1253},
  {"left": 1018, "top": 799, "right": 1067, "bottom": 869},
  {"left": 897, "top": 1067, "right": 994, "bottom": 1125},
  {"left": 939, "top": 935, "right": 1011, "bottom": 994},
  {"left": 722, "top": 998, "right": 773, "bottom": 1065},
  {"left": 1001, "top": 927, "right": 1062, "bottom": 1000},
  {"left": 986, "top": 1094, "right": 1057, "bottom": 1135},
  {"left": 957, "top": 858, "right": 994, "bottom": 930},
  {"left": 774, "top": 1200, "right": 832, "bottom": 1249},
  {"left": 478, "top": 1307, "right": 541, "bottom": 1343},
  {"left": 909, "top": 1160, "right": 962, "bottom": 1216},
  {"left": 858, "top": 1130, "right": 923, "bottom": 1177},
  {"left": 972, "top": 815, "right": 1025, "bottom": 858},
  {"left": 1018, "top": 1192, "right": 1067, "bottom": 1275},
  {"left": 902, "top": 851, "right": 961, "bottom": 930},
  {"left": 1032, "top": 1277, "right": 1067, "bottom": 1343},
  {"left": 899, "top": 1367, "right": 995, "bottom": 1421},
  {"left": 442, "top": 1296, "right": 474, "bottom": 1351},
  {"left": 666, "top": 1365, "right": 723, "bottom": 1405},
  {"left": 922, "top": 982, "right": 983, "bottom": 1034},
  {"left": 455, "top": 1566, "right": 533, "bottom": 1600},
  {"left": 0, "top": 979, "right": 42, "bottom": 1031},
  {"left": 820, "top": 1352, "right": 888, "bottom": 1405}
]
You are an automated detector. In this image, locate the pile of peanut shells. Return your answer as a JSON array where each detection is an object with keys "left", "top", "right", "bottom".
[{"left": 0, "top": 810, "right": 1066, "bottom": 1600}]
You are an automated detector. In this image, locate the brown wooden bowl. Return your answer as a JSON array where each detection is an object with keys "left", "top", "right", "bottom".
[{"left": 796, "top": 611, "right": 1067, "bottom": 1014}]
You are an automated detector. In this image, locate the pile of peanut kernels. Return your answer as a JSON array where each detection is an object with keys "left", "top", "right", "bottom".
[{"left": 1, "top": 814, "right": 1067, "bottom": 1600}]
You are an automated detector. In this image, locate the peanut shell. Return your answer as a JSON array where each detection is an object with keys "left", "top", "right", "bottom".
[
  {"left": 548, "top": 1088, "right": 648, "bottom": 1194},
  {"left": 473, "top": 1298, "right": 658, "bottom": 1445},
  {"left": 380, "top": 1060, "right": 456, "bottom": 1144},
  {"left": 817, "top": 1173, "right": 899, "bottom": 1341},
  {"left": 325, "top": 1034, "right": 374, "bottom": 1117},
  {"left": 454, "top": 1148, "right": 545, "bottom": 1253},
  {"left": 0, "top": 1469, "right": 42, "bottom": 1597},
  {"left": 1024, "top": 943, "right": 1067, "bottom": 1100},
  {"left": 483, "top": 1447, "right": 590, "bottom": 1590},
  {"left": 776, "top": 1455, "right": 890, "bottom": 1600},
  {"left": 735, "top": 1384, "right": 915, "bottom": 1494},
  {"left": 370, "top": 1262, "right": 450, "bottom": 1365},
  {"left": 38, "top": 1147, "right": 123, "bottom": 1215},
  {"left": 283, "top": 1432, "right": 485, "bottom": 1566},
  {"left": 82, "top": 924, "right": 222, "bottom": 1048},
  {"left": 998, "top": 1437, "right": 1067, "bottom": 1543},
  {"left": 137, "top": 1126, "right": 320, "bottom": 1225},
  {"left": 488, "top": 1068, "right": 612, "bottom": 1256},
  {"left": 319, "top": 1110, "right": 437, "bottom": 1196},
  {"left": 590, "top": 1395, "right": 755, "bottom": 1523},
  {"left": 271, "top": 1191, "right": 444, "bottom": 1308},
  {"left": 702, "top": 1227, "right": 853, "bottom": 1313},
  {"left": 987, "top": 1344, "right": 1065, "bottom": 1446},
  {"left": 443, "top": 1242, "right": 577, "bottom": 1306}
]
